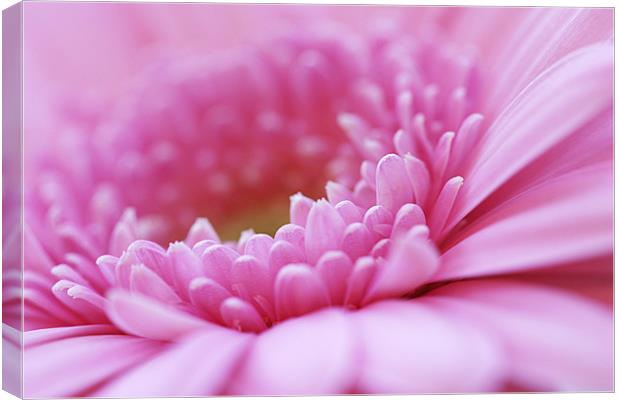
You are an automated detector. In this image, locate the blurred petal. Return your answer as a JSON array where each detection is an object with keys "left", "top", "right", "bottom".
[
  {"left": 106, "top": 290, "right": 212, "bottom": 341},
  {"left": 24, "top": 334, "right": 163, "bottom": 397},
  {"left": 97, "top": 329, "right": 253, "bottom": 396},
  {"left": 438, "top": 165, "right": 612, "bottom": 280},
  {"left": 233, "top": 308, "right": 356, "bottom": 395},
  {"left": 426, "top": 279, "right": 613, "bottom": 391},
  {"left": 354, "top": 300, "right": 504, "bottom": 393},
  {"left": 449, "top": 43, "right": 613, "bottom": 233}
]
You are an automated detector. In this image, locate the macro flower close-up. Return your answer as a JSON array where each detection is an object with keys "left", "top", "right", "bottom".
[{"left": 2, "top": 3, "right": 614, "bottom": 397}]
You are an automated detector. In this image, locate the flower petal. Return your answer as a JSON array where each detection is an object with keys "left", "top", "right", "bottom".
[
  {"left": 106, "top": 290, "right": 212, "bottom": 341},
  {"left": 97, "top": 329, "right": 253, "bottom": 397},
  {"left": 426, "top": 279, "right": 613, "bottom": 391},
  {"left": 449, "top": 43, "right": 613, "bottom": 234},
  {"left": 364, "top": 227, "right": 439, "bottom": 303},
  {"left": 438, "top": 165, "right": 612, "bottom": 280},
  {"left": 24, "top": 334, "right": 163, "bottom": 397},
  {"left": 233, "top": 308, "right": 356, "bottom": 395},
  {"left": 354, "top": 300, "right": 504, "bottom": 393}
]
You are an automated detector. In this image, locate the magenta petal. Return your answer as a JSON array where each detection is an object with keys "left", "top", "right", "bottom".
[
  {"left": 438, "top": 166, "right": 612, "bottom": 280},
  {"left": 24, "top": 334, "right": 163, "bottom": 397},
  {"left": 364, "top": 227, "right": 439, "bottom": 303},
  {"left": 97, "top": 329, "right": 253, "bottom": 397},
  {"left": 243, "top": 233, "right": 274, "bottom": 263},
  {"left": 449, "top": 43, "right": 613, "bottom": 233},
  {"left": 290, "top": 192, "right": 313, "bottom": 226},
  {"left": 274, "top": 223, "right": 306, "bottom": 254},
  {"left": 275, "top": 264, "right": 330, "bottom": 320},
  {"left": 391, "top": 203, "right": 426, "bottom": 238},
  {"left": 185, "top": 217, "right": 220, "bottom": 246},
  {"left": 106, "top": 290, "right": 212, "bottom": 341},
  {"left": 25, "top": 324, "right": 119, "bottom": 347},
  {"left": 335, "top": 200, "right": 364, "bottom": 225},
  {"left": 354, "top": 300, "right": 503, "bottom": 393},
  {"left": 168, "top": 241, "right": 203, "bottom": 299},
  {"left": 305, "top": 199, "right": 346, "bottom": 264},
  {"left": 233, "top": 308, "right": 356, "bottom": 395},
  {"left": 220, "top": 297, "right": 267, "bottom": 333},
  {"left": 375, "top": 154, "right": 414, "bottom": 214},
  {"left": 316, "top": 250, "right": 353, "bottom": 305},
  {"left": 427, "top": 279, "right": 613, "bottom": 391}
]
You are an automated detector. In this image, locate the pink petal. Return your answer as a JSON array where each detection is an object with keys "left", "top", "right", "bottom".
[
  {"left": 233, "top": 308, "right": 356, "bottom": 394},
  {"left": 220, "top": 297, "right": 267, "bottom": 333},
  {"left": 375, "top": 154, "right": 413, "bottom": 214},
  {"left": 316, "top": 250, "right": 353, "bottom": 305},
  {"left": 243, "top": 233, "right": 274, "bottom": 263},
  {"left": 449, "top": 43, "right": 613, "bottom": 234},
  {"left": 168, "top": 241, "right": 203, "bottom": 299},
  {"left": 185, "top": 217, "right": 220, "bottom": 246},
  {"left": 438, "top": 165, "right": 612, "bottom": 281},
  {"left": 326, "top": 181, "right": 353, "bottom": 204},
  {"left": 200, "top": 244, "right": 238, "bottom": 290},
  {"left": 268, "top": 240, "right": 304, "bottom": 277},
  {"left": 25, "top": 334, "right": 164, "bottom": 397},
  {"left": 391, "top": 203, "right": 426, "bottom": 238},
  {"left": 344, "top": 256, "right": 376, "bottom": 308},
  {"left": 335, "top": 200, "right": 364, "bottom": 225},
  {"left": 97, "top": 329, "right": 253, "bottom": 397},
  {"left": 290, "top": 192, "right": 313, "bottom": 226},
  {"left": 364, "top": 227, "right": 439, "bottom": 303},
  {"left": 189, "top": 277, "right": 231, "bottom": 323},
  {"left": 340, "top": 222, "right": 374, "bottom": 261},
  {"left": 403, "top": 154, "right": 430, "bottom": 207},
  {"left": 129, "top": 263, "right": 181, "bottom": 304},
  {"left": 363, "top": 205, "right": 393, "bottom": 238},
  {"left": 481, "top": 9, "right": 613, "bottom": 119},
  {"left": 106, "top": 290, "right": 211, "bottom": 341},
  {"left": 426, "top": 279, "right": 613, "bottom": 391},
  {"left": 275, "top": 264, "right": 330, "bottom": 320},
  {"left": 305, "top": 199, "right": 346, "bottom": 264},
  {"left": 354, "top": 299, "right": 503, "bottom": 393},
  {"left": 274, "top": 223, "right": 305, "bottom": 254},
  {"left": 25, "top": 324, "right": 119, "bottom": 347}
]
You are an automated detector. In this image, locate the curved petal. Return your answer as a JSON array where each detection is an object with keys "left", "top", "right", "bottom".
[
  {"left": 479, "top": 8, "right": 613, "bottom": 118},
  {"left": 106, "top": 290, "right": 213, "bottom": 341},
  {"left": 460, "top": 106, "right": 611, "bottom": 226},
  {"left": 448, "top": 43, "right": 613, "bottom": 234},
  {"left": 97, "top": 328, "right": 253, "bottom": 397},
  {"left": 24, "top": 334, "right": 164, "bottom": 398},
  {"left": 499, "top": 256, "right": 613, "bottom": 307},
  {"left": 353, "top": 300, "right": 504, "bottom": 393},
  {"left": 425, "top": 279, "right": 613, "bottom": 391},
  {"left": 232, "top": 308, "right": 357, "bottom": 395},
  {"left": 438, "top": 165, "right": 612, "bottom": 281},
  {"left": 25, "top": 324, "right": 120, "bottom": 347}
]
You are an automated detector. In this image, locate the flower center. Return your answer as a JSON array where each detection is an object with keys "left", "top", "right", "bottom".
[{"left": 46, "top": 26, "right": 485, "bottom": 334}]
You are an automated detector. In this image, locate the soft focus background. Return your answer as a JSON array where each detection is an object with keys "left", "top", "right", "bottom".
[{"left": 23, "top": 3, "right": 533, "bottom": 135}]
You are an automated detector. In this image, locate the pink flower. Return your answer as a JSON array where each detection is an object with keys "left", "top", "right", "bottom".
[{"left": 10, "top": 5, "right": 612, "bottom": 397}]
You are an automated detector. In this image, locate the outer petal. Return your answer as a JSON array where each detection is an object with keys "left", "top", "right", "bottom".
[
  {"left": 97, "top": 328, "right": 253, "bottom": 397},
  {"left": 353, "top": 300, "right": 504, "bottom": 393},
  {"left": 502, "top": 256, "right": 613, "bottom": 307},
  {"left": 232, "top": 308, "right": 357, "bottom": 395},
  {"left": 106, "top": 290, "right": 213, "bottom": 341},
  {"left": 426, "top": 279, "right": 613, "bottom": 391},
  {"left": 24, "top": 333, "right": 164, "bottom": 397},
  {"left": 438, "top": 165, "right": 612, "bottom": 280},
  {"left": 461, "top": 107, "right": 612, "bottom": 225},
  {"left": 479, "top": 8, "right": 613, "bottom": 118},
  {"left": 448, "top": 43, "right": 613, "bottom": 234}
]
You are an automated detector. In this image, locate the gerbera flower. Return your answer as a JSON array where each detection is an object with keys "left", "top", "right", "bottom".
[{"left": 7, "top": 5, "right": 613, "bottom": 397}]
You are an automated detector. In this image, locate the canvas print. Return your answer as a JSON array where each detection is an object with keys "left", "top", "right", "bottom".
[{"left": 2, "top": 2, "right": 614, "bottom": 397}]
